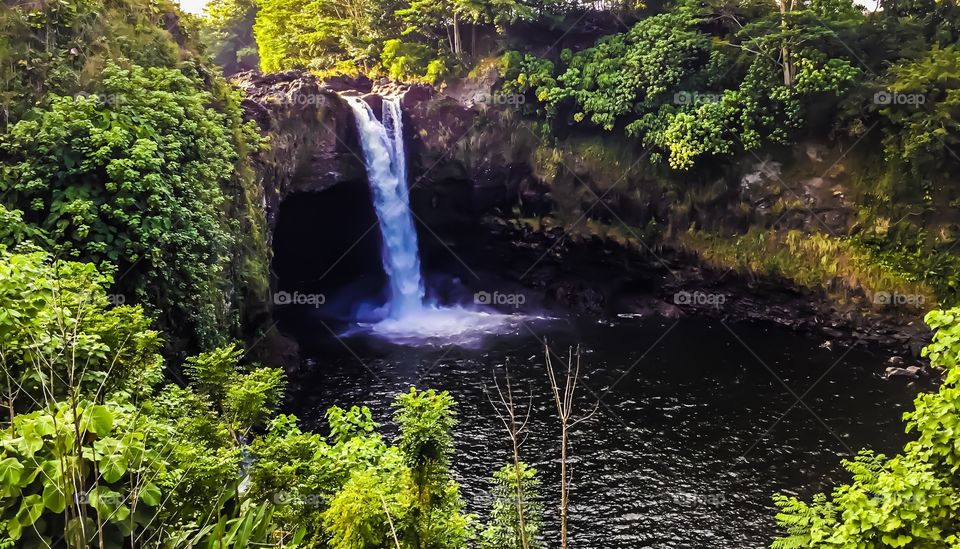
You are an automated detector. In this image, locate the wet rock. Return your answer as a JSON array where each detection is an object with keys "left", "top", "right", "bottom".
[
  {"left": 322, "top": 73, "right": 373, "bottom": 93},
  {"left": 883, "top": 365, "right": 924, "bottom": 379},
  {"left": 361, "top": 93, "right": 383, "bottom": 117},
  {"left": 233, "top": 70, "right": 365, "bottom": 231}
]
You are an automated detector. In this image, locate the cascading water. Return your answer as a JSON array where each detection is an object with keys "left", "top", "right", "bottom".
[
  {"left": 344, "top": 96, "right": 424, "bottom": 318},
  {"left": 343, "top": 95, "right": 525, "bottom": 345}
]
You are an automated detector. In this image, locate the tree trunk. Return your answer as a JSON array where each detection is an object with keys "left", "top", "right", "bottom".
[
  {"left": 453, "top": 12, "right": 462, "bottom": 56},
  {"left": 559, "top": 424, "right": 568, "bottom": 549},
  {"left": 779, "top": 0, "right": 795, "bottom": 86},
  {"left": 513, "top": 441, "right": 529, "bottom": 549}
]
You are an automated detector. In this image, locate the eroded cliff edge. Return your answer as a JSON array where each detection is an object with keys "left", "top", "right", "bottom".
[{"left": 236, "top": 68, "right": 934, "bottom": 364}]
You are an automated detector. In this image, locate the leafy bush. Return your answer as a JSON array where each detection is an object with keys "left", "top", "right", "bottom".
[
  {"left": 0, "top": 248, "right": 162, "bottom": 411},
  {"left": 0, "top": 250, "right": 261, "bottom": 547},
  {"left": 1, "top": 62, "right": 255, "bottom": 350},
  {"left": 381, "top": 39, "right": 445, "bottom": 83},
  {"left": 247, "top": 389, "right": 475, "bottom": 548},
  {"left": 0, "top": 399, "right": 168, "bottom": 546},
  {"left": 772, "top": 308, "right": 960, "bottom": 547},
  {"left": 500, "top": 1, "right": 860, "bottom": 169},
  {"left": 481, "top": 462, "right": 543, "bottom": 549}
]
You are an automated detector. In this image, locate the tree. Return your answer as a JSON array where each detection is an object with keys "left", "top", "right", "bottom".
[
  {"left": 544, "top": 345, "right": 597, "bottom": 549},
  {"left": 0, "top": 249, "right": 272, "bottom": 548},
  {"left": 878, "top": 45, "right": 960, "bottom": 175},
  {"left": 393, "top": 387, "right": 474, "bottom": 548},
  {"left": 201, "top": 0, "right": 260, "bottom": 75},
  {"left": 254, "top": 0, "right": 404, "bottom": 72},
  {"left": 0, "top": 249, "right": 162, "bottom": 419},
  {"left": 1, "top": 62, "right": 252, "bottom": 351},
  {"left": 485, "top": 366, "right": 537, "bottom": 549}
]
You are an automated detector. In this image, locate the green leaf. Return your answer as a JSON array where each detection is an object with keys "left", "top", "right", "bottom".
[
  {"left": 0, "top": 457, "right": 24, "bottom": 486},
  {"left": 87, "top": 405, "right": 114, "bottom": 436},
  {"left": 42, "top": 482, "right": 66, "bottom": 513},
  {"left": 15, "top": 494, "right": 44, "bottom": 527},
  {"left": 138, "top": 482, "right": 161, "bottom": 507},
  {"left": 99, "top": 454, "right": 127, "bottom": 483}
]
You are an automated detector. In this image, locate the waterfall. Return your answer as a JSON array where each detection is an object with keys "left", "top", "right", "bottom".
[
  {"left": 344, "top": 96, "right": 424, "bottom": 318},
  {"left": 342, "top": 93, "right": 522, "bottom": 345}
]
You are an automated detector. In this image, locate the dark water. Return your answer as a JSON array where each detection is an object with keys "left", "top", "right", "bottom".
[{"left": 283, "top": 313, "right": 922, "bottom": 548}]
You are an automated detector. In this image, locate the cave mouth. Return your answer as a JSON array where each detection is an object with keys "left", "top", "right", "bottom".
[{"left": 272, "top": 182, "right": 388, "bottom": 321}]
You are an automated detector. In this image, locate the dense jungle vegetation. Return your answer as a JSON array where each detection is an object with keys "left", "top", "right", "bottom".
[
  {"left": 239, "top": 0, "right": 960, "bottom": 305},
  {"left": 1, "top": 0, "right": 960, "bottom": 545}
]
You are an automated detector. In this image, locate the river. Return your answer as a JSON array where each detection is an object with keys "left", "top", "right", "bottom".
[{"left": 280, "top": 312, "right": 922, "bottom": 547}]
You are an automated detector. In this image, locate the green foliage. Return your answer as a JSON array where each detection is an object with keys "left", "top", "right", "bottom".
[
  {"left": 0, "top": 205, "right": 48, "bottom": 252},
  {"left": 500, "top": 0, "right": 861, "bottom": 169},
  {"left": 393, "top": 387, "right": 472, "bottom": 548},
  {"left": 553, "top": 10, "right": 711, "bottom": 131},
  {"left": 394, "top": 387, "right": 457, "bottom": 468},
  {"left": 254, "top": 0, "right": 403, "bottom": 73},
  {"left": 0, "top": 398, "right": 168, "bottom": 546},
  {"left": 382, "top": 39, "right": 454, "bottom": 84},
  {"left": 481, "top": 462, "right": 542, "bottom": 549},
  {"left": 253, "top": 0, "right": 535, "bottom": 78},
  {"left": 224, "top": 367, "right": 286, "bottom": 432},
  {"left": 200, "top": 0, "right": 259, "bottom": 74},
  {"left": 0, "top": 249, "right": 162, "bottom": 410},
  {"left": 879, "top": 45, "right": 960, "bottom": 174},
  {"left": 0, "top": 0, "right": 194, "bottom": 122},
  {"left": 182, "top": 344, "right": 285, "bottom": 435},
  {"left": 680, "top": 228, "right": 936, "bottom": 307},
  {"left": 247, "top": 390, "right": 475, "bottom": 548},
  {"left": 0, "top": 250, "right": 255, "bottom": 548},
  {"left": 772, "top": 308, "right": 960, "bottom": 547},
  {"left": 1, "top": 62, "right": 256, "bottom": 350}
]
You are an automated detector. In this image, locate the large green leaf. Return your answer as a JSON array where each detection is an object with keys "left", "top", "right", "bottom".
[
  {"left": 42, "top": 481, "right": 66, "bottom": 513},
  {"left": 0, "top": 457, "right": 24, "bottom": 486},
  {"left": 100, "top": 453, "right": 128, "bottom": 483},
  {"left": 138, "top": 482, "right": 161, "bottom": 507},
  {"left": 14, "top": 493, "right": 44, "bottom": 528},
  {"left": 87, "top": 405, "right": 114, "bottom": 436}
]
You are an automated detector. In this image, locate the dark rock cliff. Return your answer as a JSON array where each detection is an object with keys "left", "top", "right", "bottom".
[
  {"left": 234, "top": 71, "right": 367, "bottom": 233},
  {"left": 235, "top": 69, "right": 930, "bottom": 360}
]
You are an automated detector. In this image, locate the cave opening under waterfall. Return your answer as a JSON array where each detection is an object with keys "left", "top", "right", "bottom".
[{"left": 271, "top": 182, "right": 388, "bottom": 320}]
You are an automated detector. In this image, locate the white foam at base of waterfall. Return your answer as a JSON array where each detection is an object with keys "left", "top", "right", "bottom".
[{"left": 343, "top": 95, "right": 529, "bottom": 345}]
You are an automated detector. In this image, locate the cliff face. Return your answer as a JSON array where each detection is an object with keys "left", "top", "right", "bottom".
[
  {"left": 234, "top": 71, "right": 368, "bottom": 233},
  {"left": 235, "top": 68, "right": 861, "bottom": 240},
  {"left": 237, "top": 69, "right": 932, "bottom": 358}
]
